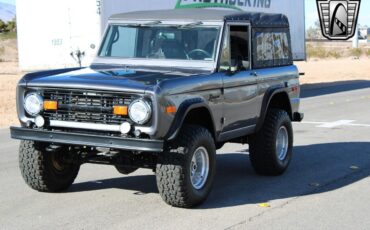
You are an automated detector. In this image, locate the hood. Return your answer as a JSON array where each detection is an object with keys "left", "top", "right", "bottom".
[{"left": 24, "top": 67, "right": 196, "bottom": 94}]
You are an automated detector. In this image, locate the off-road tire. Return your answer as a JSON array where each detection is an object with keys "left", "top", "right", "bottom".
[
  {"left": 115, "top": 165, "right": 138, "bottom": 175},
  {"left": 156, "top": 125, "right": 216, "bottom": 208},
  {"left": 249, "top": 109, "right": 293, "bottom": 175},
  {"left": 19, "top": 140, "right": 80, "bottom": 192}
]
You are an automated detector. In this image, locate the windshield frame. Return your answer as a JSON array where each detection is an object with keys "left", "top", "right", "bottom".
[{"left": 93, "top": 20, "right": 225, "bottom": 71}]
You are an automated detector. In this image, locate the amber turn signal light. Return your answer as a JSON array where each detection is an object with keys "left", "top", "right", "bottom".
[
  {"left": 43, "top": 101, "right": 58, "bottom": 110},
  {"left": 113, "top": 105, "right": 128, "bottom": 116},
  {"left": 166, "top": 106, "right": 177, "bottom": 114}
]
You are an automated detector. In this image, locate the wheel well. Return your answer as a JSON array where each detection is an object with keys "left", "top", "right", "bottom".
[
  {"left": 183, "top": 107, "right": 215, "bottom": 140},
  {"left": 268, "top": 92, "right": 292, "bottom": 119}
]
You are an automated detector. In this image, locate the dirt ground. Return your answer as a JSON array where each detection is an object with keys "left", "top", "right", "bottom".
[
  {"left": 1, "top": 39, "right": 370, "bottom": 128},
  {"left": 0, "top": 66, "right": 21, "bottom": 128},
  {"left": 296, "top": 58, "right": 370, "bottom": 84},
  {"left": 0, "top": 38, "right": 21, "bottom": 128}
]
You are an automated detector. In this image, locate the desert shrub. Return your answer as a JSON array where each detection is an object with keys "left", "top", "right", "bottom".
[
  {"left": 327, "top": 51, "right": 342, "bottom": 59},
  {"left": 366, "top": 49, "right": 370, "bottom": 57},
  {"left": 307, "top": 44, "right": 328, "bottom": 59},
  {"left": 0, "top": 31, "right": 17, "bottom": 40},
  {"left": 350, "top": 48, "right": 363, "bottom": 58},
  {"left": 0, "top": 19, "right": 6, "bottom": 32}
]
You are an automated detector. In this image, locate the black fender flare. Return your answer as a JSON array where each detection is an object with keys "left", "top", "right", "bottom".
[
  {"left": 255, "top": 86, "right": 292, "bottom": 132},
  {"left": 165, "top": 98, "right": 216, "bottom": 141}
]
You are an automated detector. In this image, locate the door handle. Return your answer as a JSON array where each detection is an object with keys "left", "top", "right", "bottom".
[
  {"left": 209, "top": 94, "right": 221, "bottom": 100},
  {"left": 251, "top": 71, "right": 258, "bottom": 76}
]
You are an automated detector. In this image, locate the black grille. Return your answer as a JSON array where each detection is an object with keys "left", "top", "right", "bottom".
[{"left": 42, "top": 90, "right": 136, "bottom": 125}]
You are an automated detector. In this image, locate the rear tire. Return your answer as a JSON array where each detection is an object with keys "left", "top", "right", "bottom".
[
  {"left": 249, "top": 109, "right": 293, "bottom": 175},
  {"left": 19, "top": 141, "right": 80, "bottom": 192},
  {"left": 156, "top": 125, "right": 216, "bottom": 208}
]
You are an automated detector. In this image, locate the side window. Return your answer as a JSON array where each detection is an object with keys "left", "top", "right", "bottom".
[
  {"left": 230, "top": 25, "right": 250, "bottom": 70},
  {"left": 110, "top": 27, "right": 137, "bottom": 57},
  {"left": 100, "top": 26, "right": 138, "bottom": 57},
  {"left": 253, "top": 28, "right": 292, "bottom": 69},
  {"left": 219, "top": 24, "right": 250, "bottom": 72},
  {"left": 256, "top": 32, "right": 273, "bottom": 62},
  {"left": 272, "top": 32, "right": 290, "bottom": 60}
]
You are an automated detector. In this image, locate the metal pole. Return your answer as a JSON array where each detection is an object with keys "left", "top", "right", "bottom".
[{"left": 352, "top": 24, "right": 359, "bottom": 48}]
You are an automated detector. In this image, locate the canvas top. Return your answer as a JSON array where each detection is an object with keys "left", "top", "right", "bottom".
[{"left": 109, "top": 8, "right": 289, "bottom": 28}]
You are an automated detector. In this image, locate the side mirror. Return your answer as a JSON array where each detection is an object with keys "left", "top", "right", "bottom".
[
  {"left": 230, "top": 65, "right": 238, "bottom": 73},
  {"left": 219, "top": 58, "right": 246, "bottom": 75},
  {"left": 219, "top": 65, "right": 237, "bottom": 75},
  {"left": 230, "top": 58, "right": 243, "bottom": 73}
]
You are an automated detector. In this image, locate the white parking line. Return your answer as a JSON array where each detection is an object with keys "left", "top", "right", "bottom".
[
  {"left": 300, "top": 121, "right": 326, "bottom": 125},
  {"left": 317, "top": 120, "right": 355, "bottom": 128},
  {"left": 300, "top": 120, "right": 370, "bottom": 128},
  {"left": 347, "top": 123, "right": 370, "bottom": 128}
]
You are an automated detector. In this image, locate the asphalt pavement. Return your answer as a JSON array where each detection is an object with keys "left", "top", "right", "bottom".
[{"left": 0, "top": 82, "right": 369, "bottom": 230}]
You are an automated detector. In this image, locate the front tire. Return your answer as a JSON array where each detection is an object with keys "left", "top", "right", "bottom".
[
  {"left": 115, "top": 165, "right": 138, "bottom": 175},
  {"left": 19, "top": 141, "right": 80, "bottom": 192},
  {"left": 156, "top": 125, "right": 216, "bottom": 208},
  {"left": 249, "top": 109, "right": 293, "bottom": 175}
]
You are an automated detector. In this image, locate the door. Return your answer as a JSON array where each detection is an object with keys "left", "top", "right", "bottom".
[{"left": 219, "top": 23, "right": 259, "bottom": 140}]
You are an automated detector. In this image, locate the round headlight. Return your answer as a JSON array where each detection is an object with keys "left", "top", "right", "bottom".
[
  {"left": 24, "top": 93, "right": 43, "bottom": 116},
  {"left": 128, "top": 99, "right": 152, "bottom": 125}
]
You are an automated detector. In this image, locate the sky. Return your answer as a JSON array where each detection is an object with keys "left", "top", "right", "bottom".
[
  {"left": 1, "top": 0, "right": 369, "bottom": 28},
  {"left": 305, "top": 0, "right": 370, "bottom": 28},
  {"left": 0, "top": 0, "right": 15, "bottom": 5}
]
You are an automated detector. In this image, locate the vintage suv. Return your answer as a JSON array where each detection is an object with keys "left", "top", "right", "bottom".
[{"left": 11, "top": 9, "right": 303, "bottom": 208}]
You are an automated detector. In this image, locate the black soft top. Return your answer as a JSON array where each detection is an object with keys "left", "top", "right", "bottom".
[{"left": 110, "top": 9, "right": 289, "bottom": 28}]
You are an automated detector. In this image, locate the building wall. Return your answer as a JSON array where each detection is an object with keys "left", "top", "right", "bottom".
[{"left": 17, "top": 0, "right": 101, "bottom": 70}]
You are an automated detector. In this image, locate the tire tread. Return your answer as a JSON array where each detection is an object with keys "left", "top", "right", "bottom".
[
  {"left": 19, "top": 140, "right": 79, "bottom": 192},
  {"left": 249, "top": 109, "right": 293, "bottom": 175},
  {"left": 156, "top": 125, "right": 215, "bottom": 208}
]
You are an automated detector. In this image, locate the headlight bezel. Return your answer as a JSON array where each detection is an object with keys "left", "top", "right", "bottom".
[
  {"left": 24, "top": 92, "right": 44, "bottom": 116},
  {"left": 128, "top": 98, "right": 152, "bottom": 125}
]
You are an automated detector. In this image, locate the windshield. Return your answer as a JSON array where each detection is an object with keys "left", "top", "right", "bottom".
[{"left": 99, "top": 25, "right": 221, "bottom": 61}]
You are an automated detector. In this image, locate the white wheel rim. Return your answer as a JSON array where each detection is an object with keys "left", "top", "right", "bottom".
[
  {"left": 276, "top": 126, "right": 289, "bottom": 161},
  {"left": 190, "top": 146, "right": 209, "bottom": 190}
]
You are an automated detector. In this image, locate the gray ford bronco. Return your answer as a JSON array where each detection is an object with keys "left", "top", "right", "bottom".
[{"left": 10, "top": 9, "right": 303, "bottom": 208}]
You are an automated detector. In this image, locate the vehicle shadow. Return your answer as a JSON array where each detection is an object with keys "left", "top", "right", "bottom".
[
  {"left": 69, "top": 173, "right": 158, "bottom": 194},
  {"left": 69, "top": 142, "right": 370, "bottom": 209},
  {"left": 301, "top": 80, "right": 370, "bottom": 98},
  {"left": 202, "top": 142, "right": 370, "bottom": 209}
]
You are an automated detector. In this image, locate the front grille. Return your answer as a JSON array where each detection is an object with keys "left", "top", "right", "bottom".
[{"left": 42, "top": 90, "right": 137, "bottom": 125}]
